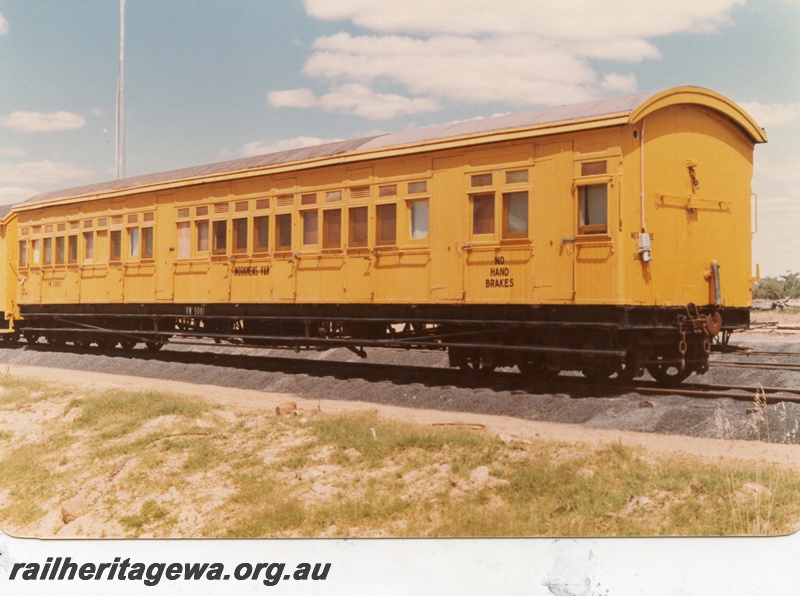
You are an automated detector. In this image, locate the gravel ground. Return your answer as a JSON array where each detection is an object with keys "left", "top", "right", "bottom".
[{"left": 1, "top": 332, "right": 798, "bottom": 445}]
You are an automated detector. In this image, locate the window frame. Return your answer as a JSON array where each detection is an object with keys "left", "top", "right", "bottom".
[
  {"left": 142, "top": 227, "right": 154, "bottom": 260},
  {"left": 407, "top": 198, "right": 430, "bottom": 241},
  {"left": 322, "top": 208, "right": 342, "bottom": 249},
  {"left": 501, "top": 191, "right": 529, "bottom": 239},
  {"left": 67, "top": 234, "right": 78, "bottom": 265},
  {"left": 109, "top": 230, "right": 122, "bottom": 262},
  {"left": 232, "top": 217, "right": 248, "bottom": 254},
  {"left": 470, "top": 193, "right": 495, "bottom": 237},
  {"left": 18, "top": 240, "right": 28, "bottom": 268},
  {"left": 275, "top": 213, "right": 292, "bottom": 252},
  {"left": 301, "top": 209, "right": 319, "bottom": 248},
  {"left": 212, "top": 219, "right": 228, "bottom": 256},
  {"left": 577, "top": 183, "right": 609, "bottom": 235},
  {"left": 348, "top": 206, "right": 368, "bottom": 249},
  {"left": 254, "top": 215, "right": 270, "bottom": 253},
  {"left": 375, "top": 203, "right": 397, "bottom": 247}
]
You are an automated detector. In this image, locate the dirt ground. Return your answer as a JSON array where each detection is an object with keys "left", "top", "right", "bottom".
[{"left": 9, "top": 363, "right": 800, "bottom": 473}]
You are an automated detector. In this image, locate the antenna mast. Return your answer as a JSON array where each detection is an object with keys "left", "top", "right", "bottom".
[{"left": 116, "top": 0, "right": 126, "bottom": 179}]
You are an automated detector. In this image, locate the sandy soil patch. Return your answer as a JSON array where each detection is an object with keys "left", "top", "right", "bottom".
[{"left": 7, "top": 364, "right": 800, "bottom": 473}]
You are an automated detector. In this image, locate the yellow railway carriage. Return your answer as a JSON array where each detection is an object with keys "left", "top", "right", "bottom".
[{"left": 0, "top": 86, "right": 766, "bottom": 384}]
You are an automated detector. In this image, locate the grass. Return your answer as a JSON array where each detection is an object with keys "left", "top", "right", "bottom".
[
  {"left": 70, "top": 389, "right": 210, "bottom": 440},
  {"left": 1, "top": 375, "right": 799, "bottom": 538}
]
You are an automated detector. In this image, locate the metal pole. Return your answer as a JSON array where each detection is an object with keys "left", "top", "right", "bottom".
[{"left": 116, "top": 0, "right": 126, "bottom": 179}]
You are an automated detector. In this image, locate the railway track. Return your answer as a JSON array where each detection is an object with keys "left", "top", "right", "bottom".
[
  {"left": 3, "top": 335, "right": 799, "bottom": 445},
  {"left": 12, "top": 339, "right": 800, "bottom": 406}
]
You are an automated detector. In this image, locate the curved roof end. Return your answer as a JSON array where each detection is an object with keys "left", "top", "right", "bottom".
[{"left": 630, "top": 86, "right": 768, "bottom": 144}]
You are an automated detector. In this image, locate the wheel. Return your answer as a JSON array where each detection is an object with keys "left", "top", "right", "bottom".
[
  {"left": 0, "top": 331, "right": 19, "bottom": 344},
  {"left": 581, "top": 366, "right": 617, "bottom": 383},
  {"left": 145, "top": 340, "right": 165, "bottom": 352},
  {"left": 23, "top": 332, "right": 40, "bottom": 345},
  {"left": 96, "top": 337, "right": 118, "bottom": 350},
  {"left": 582, "top": 363, "right": 635, "bottom": 384},
  {"left": 646, "top": 362, "right": 692, "bottom": 386},
  {"left": 119, "top": 339, "right": 137, "bottom": 350},
  {"left": 519, "top": 359, "right": 560, "bottom": 383},
  {"left": 46, "top": 333, "right": 65, "bottom": 348},
  {"left": 458, "top": 360, "right": 495, "bottom": 377}
]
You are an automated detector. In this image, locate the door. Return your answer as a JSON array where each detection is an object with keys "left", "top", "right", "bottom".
[
  {"left": 531, "top": 141, "right": 574, "bottom": 302},
  {"left": 430, "top": 155, "right": 465, "bottom": 301},
  {"left": 155, "top": 194, "right": 176, "bottom": 302}
]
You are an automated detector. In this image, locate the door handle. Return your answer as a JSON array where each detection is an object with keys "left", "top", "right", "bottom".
[{"left": 560, "top": 237, "right": 575, "bottom": 246}]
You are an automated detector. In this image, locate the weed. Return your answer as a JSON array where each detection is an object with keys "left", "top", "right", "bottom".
[
  {"left": 70, "top": 389, "right": 210, "bottom": 439},
  {"left": 120, "top": 500, "right": 176, "bottom": 536}
]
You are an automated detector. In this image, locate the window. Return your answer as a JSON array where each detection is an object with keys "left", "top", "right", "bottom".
[
  {"left": 83, "top": 233, "right": 94, "bottom": 261},
  {"left": 578, "top": 184, "right": 608, "bottom": 234},
  {"left": 502, "top": 192, "right": 528, "bottom": 238},
  {"left": 68, "top": 235, "right": 78, "bottom": 264},
  {"left": 409, "top": 200, "right": 429, "bottom": 239},
  {"left": 129, "top": 228, "right": 140, "bottom": 257},
  {"left": 43, "top": 238, "right": 52, "bottom": 265},
  {"left": 254, "top": 216, "right": 269, "bottom": 251},
  {"left": 276, "top": 214, "right": 292, "bottom": 251},
  {"left": 55, "top": 237, "right": 65, "bottom": 265},
  {"left": 19, "top": 241, "right": 28, "bottom": 267},
  {"left": 110, "top": 230, "right": 122, "bottom": 261},
  {"left": 471, "top": 173, "right": 493, "bottom": 188},
  {"left": 196, "top": 220, "right": 209, "bottom": 252},
  {"left": 32, "top": 239, "right": 41, "bottom": 264},
  {"left": 142, "top": 227, "right": 154, "bottom": 259},
  {"left": 581, "top": 161, "right": 607, "bottom": 176},
  {"left": 177, "top": 222, "right": 191, "bottom": 258},
  {"left": 376, "top": 204, "right": 396, "bottom": 246},
  {"left": 506, "top": 170, "right": 529, "bottom": 184},
  {"left": 348, "top": 207, "right": 368, "bottom": 248},
  {"left": 408, "top": 181, "right": 427, "bottom": 194},
  {"left": 322, "top": 209, "right": 341, "bottom": 249},
  {"left": 233, "top": 218, "right": 248, "bottom": 253},
  {"left": 471, "top": 194, "right": 494, "bottom": 235},
  {"left": 213, "top": 220, "right": 227, "bottom": 255},
  {"left": 302, "top": 211, "right": 318, "bottom": 245},
  {"left": 379, "top": 185, "right": 397, "bottom": 197}
]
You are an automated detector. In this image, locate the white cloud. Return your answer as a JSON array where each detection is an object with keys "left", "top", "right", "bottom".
[
  {"left": 0, "top": 187, "right": 39, "bottom": 206},
  {"left": 267, "top": 89, "right": 318, "bottom": 109},
  {"left": 299, "top": 33, "right": 598, "bottom": 107},
  {"left": 272, "top": 0, "right": 744, "bottom": 118},
  {"left": 0, "top": 13, "right": 8, "bottom": 36},
  {"left": 0, "top": 111, "right": 87, "bottom": 132},
  {"left": 0, "top": 147, "right": 29, "bottom": 158},
  {"left": 0, "top": 161, "right": 94, "bottom": 186},
  {"left": 268, "top": 83, "right": 440, "bottom": 120},
  {"left": 303, "top": 0, "right": 743, "bottom": 39},
  {"left": 738, "top": 101, "right": 800, "bottom": 127},
  {"left": 600, "top": 74, "right": 640, "bottom": 94},
  {"left": 240, "top": 136, "right": 345, "bottom": 157}
]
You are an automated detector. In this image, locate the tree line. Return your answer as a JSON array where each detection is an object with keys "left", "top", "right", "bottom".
[{"left": 752, "top": 272, "right": 800, "bottom": 300}]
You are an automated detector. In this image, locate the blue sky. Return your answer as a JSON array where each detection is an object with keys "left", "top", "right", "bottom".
[{"left": 1, "top": 0, "right": 798, "bottom": 276}]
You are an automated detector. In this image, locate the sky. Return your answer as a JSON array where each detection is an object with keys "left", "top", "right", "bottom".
[{"left": 0, "top": 0, "right": 798, "bottom": 276}]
